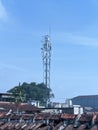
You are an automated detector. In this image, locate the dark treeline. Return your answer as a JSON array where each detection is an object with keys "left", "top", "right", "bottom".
[{"left": 8, "top": 82, "right": 54, "bottom": 105}]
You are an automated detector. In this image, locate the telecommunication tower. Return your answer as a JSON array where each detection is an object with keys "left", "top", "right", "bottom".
[{"left": 41, "top": 35, "right": 51, "bottom": 95}]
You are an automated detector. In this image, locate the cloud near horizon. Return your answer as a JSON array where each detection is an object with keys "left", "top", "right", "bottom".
[
  {"left": 0, "top": 62, "right": 26, "bottom": 72},
  {"left": 0, "top": 0, "right": 7, "bottom": 21},
  {"left": 53, "top": 32, "right": 98, "bottom": 47},
  {"left": 65, "top": 33, "right": 98, "bottom": 47}
]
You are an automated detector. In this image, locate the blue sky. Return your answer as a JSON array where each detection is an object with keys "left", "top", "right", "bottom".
[{"left": 0, "top": 0, "right": 98, "bottom": 102}]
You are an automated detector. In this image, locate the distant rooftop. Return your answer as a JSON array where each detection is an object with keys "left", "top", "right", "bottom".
[{"left": 72, "top": 95, "right": 98, "bottom": 99}]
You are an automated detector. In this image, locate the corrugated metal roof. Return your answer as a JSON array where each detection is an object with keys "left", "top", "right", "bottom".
[{"left": 72, "top": 95, "right": 98, "bottom": 99}]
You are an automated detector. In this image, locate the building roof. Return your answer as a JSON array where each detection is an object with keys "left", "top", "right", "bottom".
[
  {"left": 72, "top": 95, "right": 98, "bottom": 99},
  {"left": 0, "top": 102, "right": 40, "bottom": 113},
  {"left": 0, "top": 93, "right": 12, "bottom": 96},
  {"left": 61, "top": 113, "right": 76, "bottom": 119}
]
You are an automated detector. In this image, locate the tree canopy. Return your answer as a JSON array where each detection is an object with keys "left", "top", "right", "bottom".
[{"left": 7, "top": 82, "right": 54, "bottom": 105}]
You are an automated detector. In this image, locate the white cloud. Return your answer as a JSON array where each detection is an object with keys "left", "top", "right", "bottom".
[
  {"left": 0, "top": 0, "right": 7, "bottom": 21},
  {"left": 53, "top": 32, "right": 98, "bottom": 47},
  {"left": 65, "top": 33, "right": 98, "bottom": 47},
  {"left": 0, "top": 63, "right": 26, "bottom": 72}
]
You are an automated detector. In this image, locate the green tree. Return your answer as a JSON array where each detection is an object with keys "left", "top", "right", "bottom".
[
  {"left": 9, "top": 83, "right": 26, "bottom": 113},
  {"left": 7, "top": 82, "right": 54, "bottom": 105}
]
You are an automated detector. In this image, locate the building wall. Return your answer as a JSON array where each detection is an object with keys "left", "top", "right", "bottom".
[
  {"left": 73, "top": 105, "right": 83, "bottom": 114},
  {"left": 71, "top": 95, "right": 98, "bottom": 109},
  {"left": 0, "top": 93, "right": 15, "bottom": 102}
]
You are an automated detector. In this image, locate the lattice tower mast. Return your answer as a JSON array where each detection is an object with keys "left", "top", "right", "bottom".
[{"left": 41, "top": 35, "right": 51, "bottom": 89}]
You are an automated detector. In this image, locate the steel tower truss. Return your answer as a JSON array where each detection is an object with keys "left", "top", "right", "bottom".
[{"left": 41, "top": 35, "right": 51, "bottom": 89}]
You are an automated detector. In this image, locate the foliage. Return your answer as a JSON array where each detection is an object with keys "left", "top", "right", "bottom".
[{"left": 7, "top": 82, "right": 54, "bottom": 105}]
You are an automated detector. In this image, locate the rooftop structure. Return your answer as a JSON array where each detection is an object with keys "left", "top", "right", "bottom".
[
  {"left": 0, "top": 93, "right": 15, "bottom": 102},
  {"left": 71, "top": 95, "right": 98, "bottom": 109}
]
